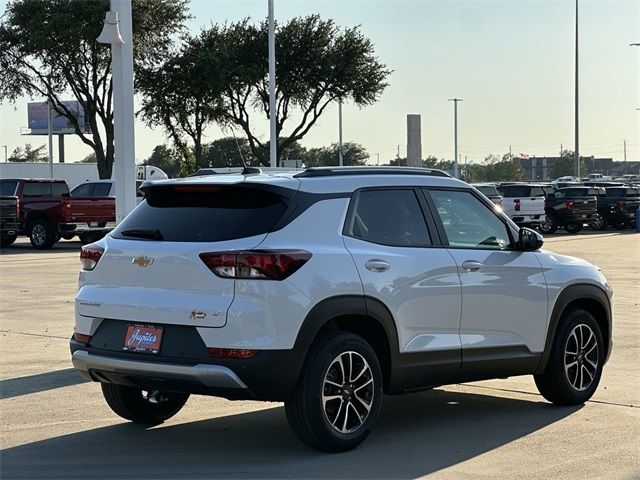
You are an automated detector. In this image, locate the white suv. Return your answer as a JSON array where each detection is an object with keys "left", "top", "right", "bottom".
[{"left": 70, "top": 167, "right": 613, "bottom": 452}]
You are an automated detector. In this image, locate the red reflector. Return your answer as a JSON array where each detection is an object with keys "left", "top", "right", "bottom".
[
  {"left": 73, "top": 332, "right": 92, "bottom": 344},
  {"left": 567, "top": 200, "right": 574, "bottom": 212},
  {"left": 200, "top": 250, "right": 312, "bottom": 280},
  {"left": 207, "top": 348, "right": 259, "bottom": 359},
  {"left": 80, "top": 244, "right": 104, "bottom": 271}
]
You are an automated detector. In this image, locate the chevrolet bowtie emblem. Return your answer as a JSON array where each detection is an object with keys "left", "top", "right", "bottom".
[{"left": 132, "top": 256, "right": 154, "bottom": 267}]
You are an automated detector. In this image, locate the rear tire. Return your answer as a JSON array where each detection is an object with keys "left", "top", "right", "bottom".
[
  {"left": 564, "top": 222, "right": 583, "bottom": 234},
  {"left": 538, "top": 214, "right": 558, "bottom": 234},
  {"left": 101, "top": 383, "right": 189, "bottom": 424},
  {"left": 28, "top": 220, "right": 56, "bottom": 249},
  {"left": 0, "top": 233, "right": 17, "bottom": 248},
  {"left": 534, "top": 309, "right": 604, "bottom": 406},
  {"left": 285, "top": 332, "right": 383, "bottom": 452}
]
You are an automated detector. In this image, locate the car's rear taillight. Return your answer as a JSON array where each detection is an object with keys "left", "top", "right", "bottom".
[
  {"left": 617, "top": 200, "right": 625, "bottom": 210},
  {"left": 16, "top": 197, "right": 20, "bottom": 219},
  {"left": 514, "top": 199, "right": 520, "bottom": 211},
  {"left": 73, "top": 332, "right": 92, "bottom": 344},
  {"left": 207, "top": 348, "right": 259, "bottom": 359},
  {"left": 80, "top": 244, "right": 104, "bottom": 270},
  {"left": 199, "top": 250, "right": 312, "bottom": 280},
  {"left": 567, "top": 200, "right": 574, "bottom": 213}
]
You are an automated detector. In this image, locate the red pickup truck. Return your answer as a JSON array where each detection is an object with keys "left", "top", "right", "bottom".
[{"left": 0, "top": 179, "right": 115, "bottom": 249}]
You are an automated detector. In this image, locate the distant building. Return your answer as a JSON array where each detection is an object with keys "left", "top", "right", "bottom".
[{"left": 518, "top": 156, "right": 639, "bottom": 180}]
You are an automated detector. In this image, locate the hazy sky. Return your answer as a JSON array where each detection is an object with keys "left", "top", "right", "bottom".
[{"left": 1, "top": 0, "right": 638, "bottom": 164}]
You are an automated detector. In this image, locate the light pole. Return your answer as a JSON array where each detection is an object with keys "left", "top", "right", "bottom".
[
  {"left": 574, "top": 0, "right": 580, "bottom": 178},
  {"left": 268, "top": 0, "right": 277, "bottom": 168},
  {"left": 97, "top": 0, "right": 136, "bottom": 224},
  {"left": 1, "top": 145, "right": 7, "bottom": 162},
  {"left": 338, "top": 99, "right": 343, "bottom": 166},
  {"left": 448, "top": 98, "right": 462, "bottom": 178}
]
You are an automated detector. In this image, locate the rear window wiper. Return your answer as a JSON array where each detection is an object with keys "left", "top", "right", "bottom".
[{"left": 120, "top": 229, "right": 164, "bottom": 240}]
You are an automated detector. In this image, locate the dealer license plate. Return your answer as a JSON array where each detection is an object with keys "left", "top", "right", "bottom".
[{"left": 123, "top": 324, "right": 163, "bottom": 354}]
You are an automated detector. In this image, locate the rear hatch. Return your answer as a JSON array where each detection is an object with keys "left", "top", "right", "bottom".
[
  {"left": 605, "top": 187, "right": 640, "bottom": 214},
  {"left": 77, "top": 178, "right": 299, "bottom": 328},
  {"left": 0, "top": 181, "right": 19, "bottom": 227}
]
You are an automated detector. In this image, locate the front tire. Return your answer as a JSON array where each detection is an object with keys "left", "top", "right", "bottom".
[
  {"left": 101, "top": 383, "right": 189, "bottom": 424},
  {"left": 534, "top": 309, "right": 604, "bottom": 405},
  {"left": 28, "top": 220, "right": 56, "bottom": 249},
  {"left": 589, "top": 212, "right": 607, "bottom": 231},
  {"left": 285, "top": 332, "right": 383, "bottom": 452}
]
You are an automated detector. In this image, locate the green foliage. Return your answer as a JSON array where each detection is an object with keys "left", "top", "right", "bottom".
[
  {"left": 548, "top": 149, "right": 586, "bottom": 179},
  {"left": 200, "top": 137, "right": 257, "bottom": 169},
  {"left": 470, "top": 154, "right": 523, "bottom": 182},
  {"left": 142, "top": 144, "right": 184, "bottom": 178},
  {"left": 79, "top": 152, "right": 97, "bottom": 163},
  {"left": 0, "top": 0, "right": 189, "bottom": 178},
  {"left": 304, "top": 142, "right": 369, "bottom": 167},
  {"left": 141, "top": 15, "right": 390, "bottom": 166},
  {"left": 8, "top": 144, "right": 48, "bottom": 162}
]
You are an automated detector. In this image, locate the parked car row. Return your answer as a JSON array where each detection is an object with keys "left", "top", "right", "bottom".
[{"left": 472, "top": 181, "right": 640, "bottom": 234}]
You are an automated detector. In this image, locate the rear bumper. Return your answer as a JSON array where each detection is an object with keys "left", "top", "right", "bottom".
[
  {"left": 512, "top": 215, "right": 542, "bottom": 225},
  {"left": 1, "top": 222, "right": 19, "bottom": 235},
  {"left": 72, "top": 350, "right": 247, "bottom": 389}
]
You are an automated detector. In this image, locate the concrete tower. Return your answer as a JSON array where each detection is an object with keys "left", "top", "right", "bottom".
[{"left": 407, "top": 114, "right": 422, "bottom": 167}]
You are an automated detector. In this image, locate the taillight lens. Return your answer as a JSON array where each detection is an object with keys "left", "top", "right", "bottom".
[
  {"left": 567, "top": 200, "right": 574, "bottom": 212},
  {"left": 514, "top": 199, "right": 520, "bottom": 211},
  {"left": 200, "top": 250, "right": 312, "bottom": 280},
  {"left": 80, "top": 244, "right": 104, "bottom": 270},
  {"left": 617, "top": 200, "right": 625, "bottom": 210}
]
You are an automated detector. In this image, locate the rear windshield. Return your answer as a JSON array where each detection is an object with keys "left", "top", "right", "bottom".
[
  {"left": 111, "top": 184, "right": 293, "bottom": 242},
  {"left": 475, "top": 185, "right": 499, "bottom": 196},
  {"left": 606, "top": 187, "right": 639, "bottom": 197},
  {"left": 22, "top": 182, "right": 68, "bottom": 197},
  {"left": 0, "top": 181, "right": 18, "bottom": 196},
  {"left": 555, "top": 188, "right": 588, "bottom": 197},
  {"left": 497, "top": 185, "right": 545, "bottom": 197}
]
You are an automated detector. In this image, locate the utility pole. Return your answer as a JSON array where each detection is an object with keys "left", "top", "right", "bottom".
[
  {"left": 449, "top": 98, "right": 463, "bottom": 178},
  {"left": 509, "top": 145, "right": 512, "bottom": 161},
  {"left": 47, "top": 100, "right": 53, "bottom": 178},
  {"left": 376, "top": 153, "right": 380, "bottom": 166},
  {"left": 574, "top": 0, "right": 580, "bottom": 178},
  {"left": 624, "top": 140, "right": 627, "bottom": 174},
  {"left": 268, "top": 0, "right": 277, "bottom": 167},
  {"left": 338, "top": 99, "right": 343, "bottom": 166},
  {"left": 2, "top": 145, "right": 7, "bottom": 162}
]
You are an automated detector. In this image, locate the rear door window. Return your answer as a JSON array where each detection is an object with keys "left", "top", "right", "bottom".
[
  {"left": 71, "top": 183, "right": 93, "bottom": 196},
  {"left": 345, "top": 189, "right": 431, "bottom": 247},
  {"left": 111, "top": 184, "right": 293, "bottom": 242},
  {"left": 92, "top": 183, "right": 112, "bottom": 196},
  {"left": 497, "top": 185, "right": 530, "bottom": 198}
]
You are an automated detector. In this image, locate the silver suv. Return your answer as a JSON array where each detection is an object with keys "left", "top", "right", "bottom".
[{"left": 71, "top": 167, "right": 613, "bottom": 452}]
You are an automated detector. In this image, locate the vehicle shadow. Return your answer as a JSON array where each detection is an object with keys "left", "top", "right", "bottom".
[
  {"left": 0, "top": 239, "right": 81, "bottom": 255},
  {"left": 1, "top": 389, "right": 580, "bottom": 479},
  {"left": 0, "top": 368, "right": 88, "bottom": 400}
]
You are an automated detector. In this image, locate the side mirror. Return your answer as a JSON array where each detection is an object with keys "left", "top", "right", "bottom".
[{"left": 518, "top": 227, "right": 544, "bottom": 251}]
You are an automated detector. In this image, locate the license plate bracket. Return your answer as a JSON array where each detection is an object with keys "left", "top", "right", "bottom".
[{"left": 123, "top": 324, "right": 163, "bottom": 354}]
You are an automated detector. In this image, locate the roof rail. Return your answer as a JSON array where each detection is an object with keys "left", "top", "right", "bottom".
[{"left": 294, "top": 166, "right": 451, "bottom": 178}]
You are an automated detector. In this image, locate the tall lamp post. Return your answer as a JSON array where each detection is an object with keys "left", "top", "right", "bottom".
[
  {"left": 97, "top": 0, "right": 136, "bottom": 224},
  {"left": 338, "top": 99, "right": 343, "bottom": 166},
  {"left": 448, "top": 98, "right": 463, "bottom": 178},
  {"left": 574, "top": 0, "right": 580, "bottom": 178},
  {"left": 268, "top": 0, "right": 277, "bottom": 168}
]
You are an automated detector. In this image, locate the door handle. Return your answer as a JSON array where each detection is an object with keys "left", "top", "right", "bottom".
[
  {"left": 365, "top": 259, "right": 390, "bottom": 272},
  {"left": 461, "top": 260, "right": 484, "bottom": 271}
]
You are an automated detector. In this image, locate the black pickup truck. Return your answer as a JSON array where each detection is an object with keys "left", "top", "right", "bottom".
[
  {"left": 539, "top": 186, "right": 599, "bottom": 234},
  {"left": 0, "top": 181, "right": 20, "bottom": 247},
  {"left": 589, "top": 186, "right": 640, "bottom": 230}
]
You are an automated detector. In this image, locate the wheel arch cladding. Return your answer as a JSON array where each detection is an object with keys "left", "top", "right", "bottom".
[
  {"left": 537, "top": 283, "right": 612, "bottom": 373},
  {"left": 293, "top": 295, "right": 399, "bottom": 393}
]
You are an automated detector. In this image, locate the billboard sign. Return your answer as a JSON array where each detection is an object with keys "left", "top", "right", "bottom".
[{"left": 26, "top": 101, "right": 90, "bottom": 135}]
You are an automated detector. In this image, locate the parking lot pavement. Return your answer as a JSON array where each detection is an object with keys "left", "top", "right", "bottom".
[{"left": 1, "top": 233, "right": 639, "bottom": 479}]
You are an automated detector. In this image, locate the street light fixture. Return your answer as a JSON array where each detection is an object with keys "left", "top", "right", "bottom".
[{"left": 448, "top": 98, "right": 462, "bottom": 178}]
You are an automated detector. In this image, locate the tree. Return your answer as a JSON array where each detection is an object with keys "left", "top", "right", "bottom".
[
  {"left": 304, "top": 142, "right": 368, "bottom": 167},
  {"left": 548, "top": 149, "right": 586, "bottom": 179},
  {"left": 471, "top": 154, "right": 522, "bottom": 182},
  {"left": 200, "top": 137, "right": 257, "bottom": 169},
  {"left": 142, "top": 144, "right": 183, "bottom": 178},
  {"left": 80, "top": 152, "right": 97, "bottom": 163},
  {"left": 8, "top": 143, "right": 47, "bottom": 162},
  {"left": 146, "top": 16, "right": 390, "bottom": 166},
  {"left": 0, "top": 0, "right": 189, "bottom": 179}
]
